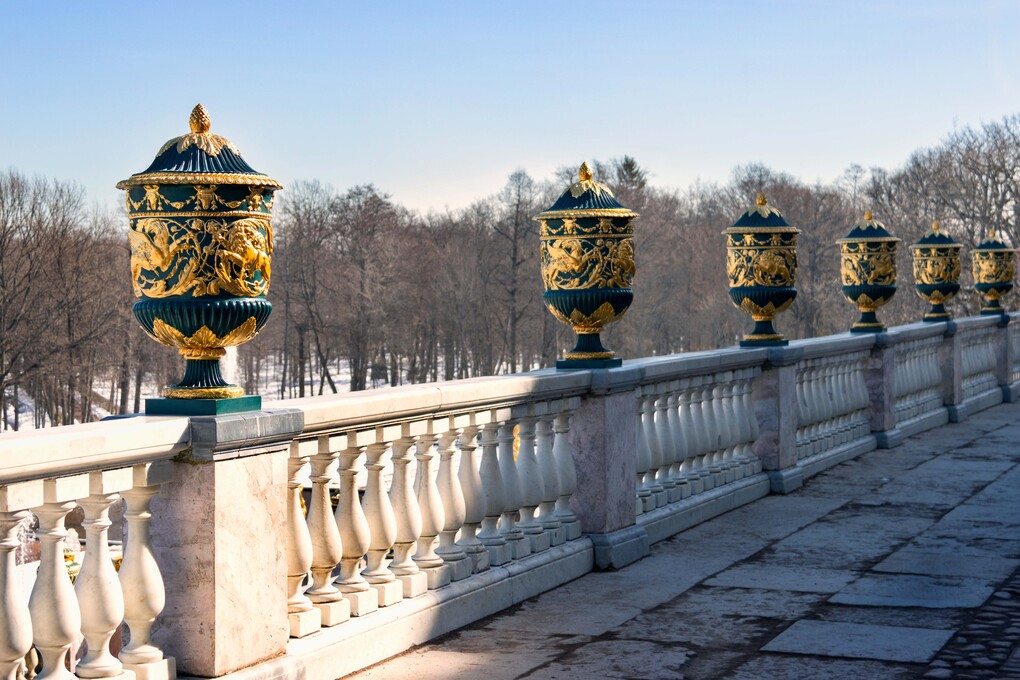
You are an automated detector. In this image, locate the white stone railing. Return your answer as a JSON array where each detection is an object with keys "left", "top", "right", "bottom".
[
  {"left": 891, "top": 325, "right": 945, "bottom": 428},
  {"left": 958, "top": 318, "right": 1001, "bottom": 401},
  {"left": 3, "top": 313, "right": 1019, "bottom": 680},
  {"left": 794, "top": 347, "right": 870, "bottom": 462},
  {"left": 0, "top": 417, "right": 188, "bottom": 680}
]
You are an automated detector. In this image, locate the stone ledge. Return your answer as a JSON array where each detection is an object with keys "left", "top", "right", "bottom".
[
  {"left": 637, "top": 474, "right": 770, "bottom": 544},
  {"left": 589, "top": 525, "right": 650, "bottom": 570},
  {"left": 897, "top": 408, "right": 950, "bottom": 439},
  {"left": 191, "top": 539, "right": 593, "bottom": 680},
  {"left": 949, "top": 387, "right": 1004, "bottom": 422}
]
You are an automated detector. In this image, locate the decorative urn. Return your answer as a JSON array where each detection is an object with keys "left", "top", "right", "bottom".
[
  {"left": 910, "top": 220, "right": 962, "bottom": 322},
  {"left": 534, "top": 162, "right": 638, "bottom": 368},
  {"left": 971, "top": 229, "right": 1015, "bottom": 316},
  {"left": 116, "top": 104, "right": 281, "bottom": 413},
  {"left": 723, "top": 193, "right": 800, "bottom": 346},
  {"left": 837, "top": 211, "right": 900, "bottom": 333}
]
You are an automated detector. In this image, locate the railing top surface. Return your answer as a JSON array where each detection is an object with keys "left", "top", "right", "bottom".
[
  {"left": 0, "top": 415, "right": 189, "bottom": 484},
  {"left": 886, "top": 320, "right": 953, "bottom": 343}
]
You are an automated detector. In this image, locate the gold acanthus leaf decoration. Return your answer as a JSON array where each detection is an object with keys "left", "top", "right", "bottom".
[
  {"left": 547, "top": 301, "right": 624, "bottom": 334},
  {"left": 150, "top": 317, "right": 259, "bottom": 359}
]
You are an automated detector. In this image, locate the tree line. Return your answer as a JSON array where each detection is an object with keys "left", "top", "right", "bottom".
[{"left": 4, "top": 114, "right": 1020, "bottom": 429}]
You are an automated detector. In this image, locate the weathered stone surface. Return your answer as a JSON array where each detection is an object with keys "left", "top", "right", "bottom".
[
  {"left": 762, "top": 620, "right": 954, "bottom": 662},
  {"left": 830, "top": 574, "right": 997, "bottom": 609}
]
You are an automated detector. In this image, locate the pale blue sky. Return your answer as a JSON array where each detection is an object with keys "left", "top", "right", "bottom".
[{"left": 1, "top": 1, "right": 1018, "bottom": 213}]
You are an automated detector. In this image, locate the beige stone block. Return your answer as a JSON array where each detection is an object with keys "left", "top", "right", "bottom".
[
  {"left": 564, "top": 521, "right": 582, "bottom": 541},
  {"left": 445, "top": 557, "right": 473, "bottom": 581},
  {"left": 528, "top": 531, "right": 552, "bottom": 554},
  {"left": 467, "top": 547, "right": 491, "bottom": 572},
  {"left": 398, "top": 571, "right": 428, "bottom": 598},
  {"left": 509, "top": 536, "right": 531, "bottom": 560},
  {"left": 343, "top": 589, "right": 379, "bottom": 617},
  {"left": 371, "top": 580, "right": 403, "bottom": 606},
  {"left": 667, "top": 485, "right": 683, "bottom": 503},
  {"left": 548, "top": 526, "right": 566, "bottom": 546},
  {"left": 123, "top": 657, "right": 175, "bottom": 680},
  {"left": 486, "top": 542, "right": 512, "bottom": 566},
  {"left": 315, "top": 599, "right": 351, "bottom": 627},
  {"left": 422, "top": 564, "right": 451, "bottom": 589},
  {"left": 289, "top": 608, "right": 322, "bottom": 638}
]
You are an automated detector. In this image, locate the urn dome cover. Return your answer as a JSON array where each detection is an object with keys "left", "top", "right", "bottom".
[
  {"left": 838, "top": 211, "right": 899, "bottom": 242},
  {"left": 116, "top": 104, "right": 281, "bottom": 189},
  {"left": 536, "top": 162, "right": 638, "bottom": 218},
  {"left": 728, "top": 192, "right": 794, "bottom": 230},
  {"left": 911, "top": 220, "right": 961, "bottom": 249},
  {"left": 974, "top": 230, "right": 1012, "bottom": 252}
]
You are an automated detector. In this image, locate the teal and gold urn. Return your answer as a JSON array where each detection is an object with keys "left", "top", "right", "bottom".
[
  {"left": 724, "top": 193, "right": 800, "bottom": 346},
  {"left": 535, "top": 162, "right": 638, "bottom": 369},
  {"left": 117, "top": 104, "right": 281, "bottom": 412},
  {"left": 972, "top": 229, "right": 1015, "bottom": 316},
  {"left": 910, "top": 220, "right": 961, "bottom": 322},
  {"left": 837, "top": 211, "right": 900, "bottom": 333}
]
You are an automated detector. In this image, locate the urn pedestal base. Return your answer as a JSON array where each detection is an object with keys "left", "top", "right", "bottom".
[
  {"left": 738, "top": 319, "right": 788, "bottom": 347},
  {"left": 556, "top": 358, "right": 623, "bottom": 370},
  {"left": 145, "top": 395, "right": 262, "bottom": 416},
  {"left": 850, "top": 310, "right": 886, "bottom": 334}
]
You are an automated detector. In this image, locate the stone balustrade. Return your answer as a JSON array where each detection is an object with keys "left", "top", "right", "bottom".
[{"left": 2, "top": 313, "right": 1019, "bottom": 680}]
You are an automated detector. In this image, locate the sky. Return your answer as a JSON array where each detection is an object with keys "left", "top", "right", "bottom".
[{"left": 1, "top": 1, "right": 1019, "bottom": 214}]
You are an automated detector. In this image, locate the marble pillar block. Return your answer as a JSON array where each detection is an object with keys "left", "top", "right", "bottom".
[
  {"left": 866, "top": 337, "right": 901, "bottom": 448},
  {"left": 752, "top": 349, "right": 803, "bottom": 493},
  {"left": 939, "top": 322, "right": 964, "bottom": 420}
]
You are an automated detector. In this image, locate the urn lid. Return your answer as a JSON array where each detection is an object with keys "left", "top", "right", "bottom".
[
  {"left": 116, "top": 104, "right": 282, "bottom": 189},
  {"left": 910, "top": 220, "right": 962, "bottom": 250},
  {"left": 974, "top": 228, "right": 1013, "bottom": 253},
  {"left": 723, "top": 192, "right": 799, "bottom": 234},
  {"left": 837, "top": 211, "right": 900, "bottom": 244},
  {"left": 534, "top": 162, "right": 638, "bottom": 220}
]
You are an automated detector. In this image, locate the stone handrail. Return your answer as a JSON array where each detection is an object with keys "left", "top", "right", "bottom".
[{"left": 2, "top": 313, "right": 1019, "bottom": 680}]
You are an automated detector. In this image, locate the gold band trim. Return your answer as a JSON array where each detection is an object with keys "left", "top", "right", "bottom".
[
  {"left": 564, "top": 350, "right": 616, "bottom": 360},
  {"left": 163, "top": 385, "right": 245, "bottom": 399},
  {"left": 742, "top": 333, "right": 784, "bottom": 341},
  {"left": 540, "top": 233, "right": 632, "bottom": 241},
  {"left": 117, "top": 172, "right": 283, "bottom": 189},
  {"left": 534, "top": 208, "right": 638, "bottom": 220},
  {"left": 723, "top": 226, "right": 800, "bottom": 235},
  {"left": 836, "top": 237, "right": 902, "bottom": 244},
  {"left": 129, "top": 210, "right": 271, "bottom": 220}
]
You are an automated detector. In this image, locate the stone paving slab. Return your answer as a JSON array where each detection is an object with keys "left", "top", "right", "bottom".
[
  {"left": 704, "top": 564, "right": 857, "bottom": 593},
  {"left": 830, "top": 573, "right": 998, "bottom": 609},
  {"left": 761, "top": 619, "right": 954, "bottom": 662},
  {"left": 872, "top": 549, "right": 1020, "bottom": 580}
]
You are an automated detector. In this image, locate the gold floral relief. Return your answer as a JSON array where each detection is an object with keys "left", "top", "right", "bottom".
[
  {"left": 542, "top": 237, "right": 634, "bottom": 290},
  {"left": 912, "top": 250, "right": 961, "bottom": 284},
  {"left": 841, "top": 249, "right": 897, "bottom": 286},
  {"left": 736, "top": 297, "right": 793, "bottom": 321},
  {"left": 727, "top": 246, "right": 798, "bottom": 288},
  {"left": 130, "top": 217, "right": 274, "bottom": 298},
  {"left": 127, "top": 184, "right": 255, "bottom": 214},
  {"left": 973, "top": 252, "right": 1015, "bottom": 284}
]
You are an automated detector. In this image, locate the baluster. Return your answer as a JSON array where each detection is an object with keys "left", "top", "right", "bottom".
[
  {"left": 634, "top": 393, "right": 652, "bottom": 515},
  {"left": 719, "top": 375, "right": 742, "bottom": 480},
  {"left": 703, "top": 383, "right": 725, "bottom": 485},
  {"left": 743, "top": 370, "right": 762, "bottom": 474},
  {"left": 641, "top": 391, "right": 666, "bottom": 507},
  {"left": 118, "top": 464, "right": 173, "bottom": 677},
  {"left": 306, "top": 436, "right": 349, "bottom": 626},
  {"left": 75, "top": 470, "right": 130, "bottom": 679},
  {"left": 688, "top": 378, "right": 714, "bottom": 491},
  {"left": 435, "top": 426, "right": 472, "bottom": 581},
  {"left": 795, "top": 367, "right": 808, "bottom": 457},
  {"left": 497, "top": 418, "right": 529, "bottom": 559},
  {"left": 535, "top": 414, "right": 565, "bottom": 545},
  {"left": 456, "top": 424, "right": 491, "bottom": 570},
  {"left": 515, "top": 413, "right": 550, "bottom": 553},
  {"left": 30, "top": 494, "right": 80, "bottom": 680},
  {"left": 413, "top": 429, "right": 451, "bottom": 590},
  {"left": 553, "top": 400, "right": 581, "bottom": 540},
  {"left": 477, "top": 422, "right": 510, "bottom": 565},
  {"left": 654, "top": 390, "right": 679, "bottom": 502},
  {"left": 808, "top": 364, "right": 825, "bottom": 454},
  {"left": 362, "top": 433, "right": 402, "bottom": 607},
  {"left": 0, "top": 509, "right": 32, "bottom": 680},
  {"left": 666, "top": 382, "right": 691, "bottom": 498},
  {"left": 389, "top": 431, "right": 426, "bottom": 599},
  {"left": 677, "top": 380, "right": 704, "bottom": 494},
  {"left": 335, "top": 442, "right": 377, "bottom": 616},
  {"left": 285, "top": 441, "right": 319, "bottom": 637}
]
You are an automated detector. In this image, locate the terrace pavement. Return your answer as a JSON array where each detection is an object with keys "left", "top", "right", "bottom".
[{"left": 347, "top": 400, "right": 1020, "bottom": 680}]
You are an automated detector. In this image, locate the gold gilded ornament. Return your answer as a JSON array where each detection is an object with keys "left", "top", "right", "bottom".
[{"left": 149, "top": 317, "right": 259, "bottom": 360}]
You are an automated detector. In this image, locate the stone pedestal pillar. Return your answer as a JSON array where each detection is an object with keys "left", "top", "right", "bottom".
[
  {"left": 938, "top": 322, "right": 966, "bottom": 421},
  {"left": 569, "top": 372, "right": 648, "bottom": 570},
  {"left": 751, "top": 348, "right": 803, "bottom": 494},
  {"left": 867, "top": 334, "right": 901, "bottom": 448},
  {"left": 150, "top": 409, "right": 302, "bottom": 678},
  {"left": 996, "top": 316, "right": 1016, "bottom": 402}
]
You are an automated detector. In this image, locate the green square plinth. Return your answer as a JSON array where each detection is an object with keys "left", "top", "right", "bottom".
[
  {"left": 556, "top": 358, "right": 623, "bottom": 370},
  {"left": 144, "top": 395, "right": 262, "bottom": 416}
]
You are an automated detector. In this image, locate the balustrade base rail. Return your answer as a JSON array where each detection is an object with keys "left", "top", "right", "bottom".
[{"left": 637, "top": 474, "right": 770, "bottom": 545}]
